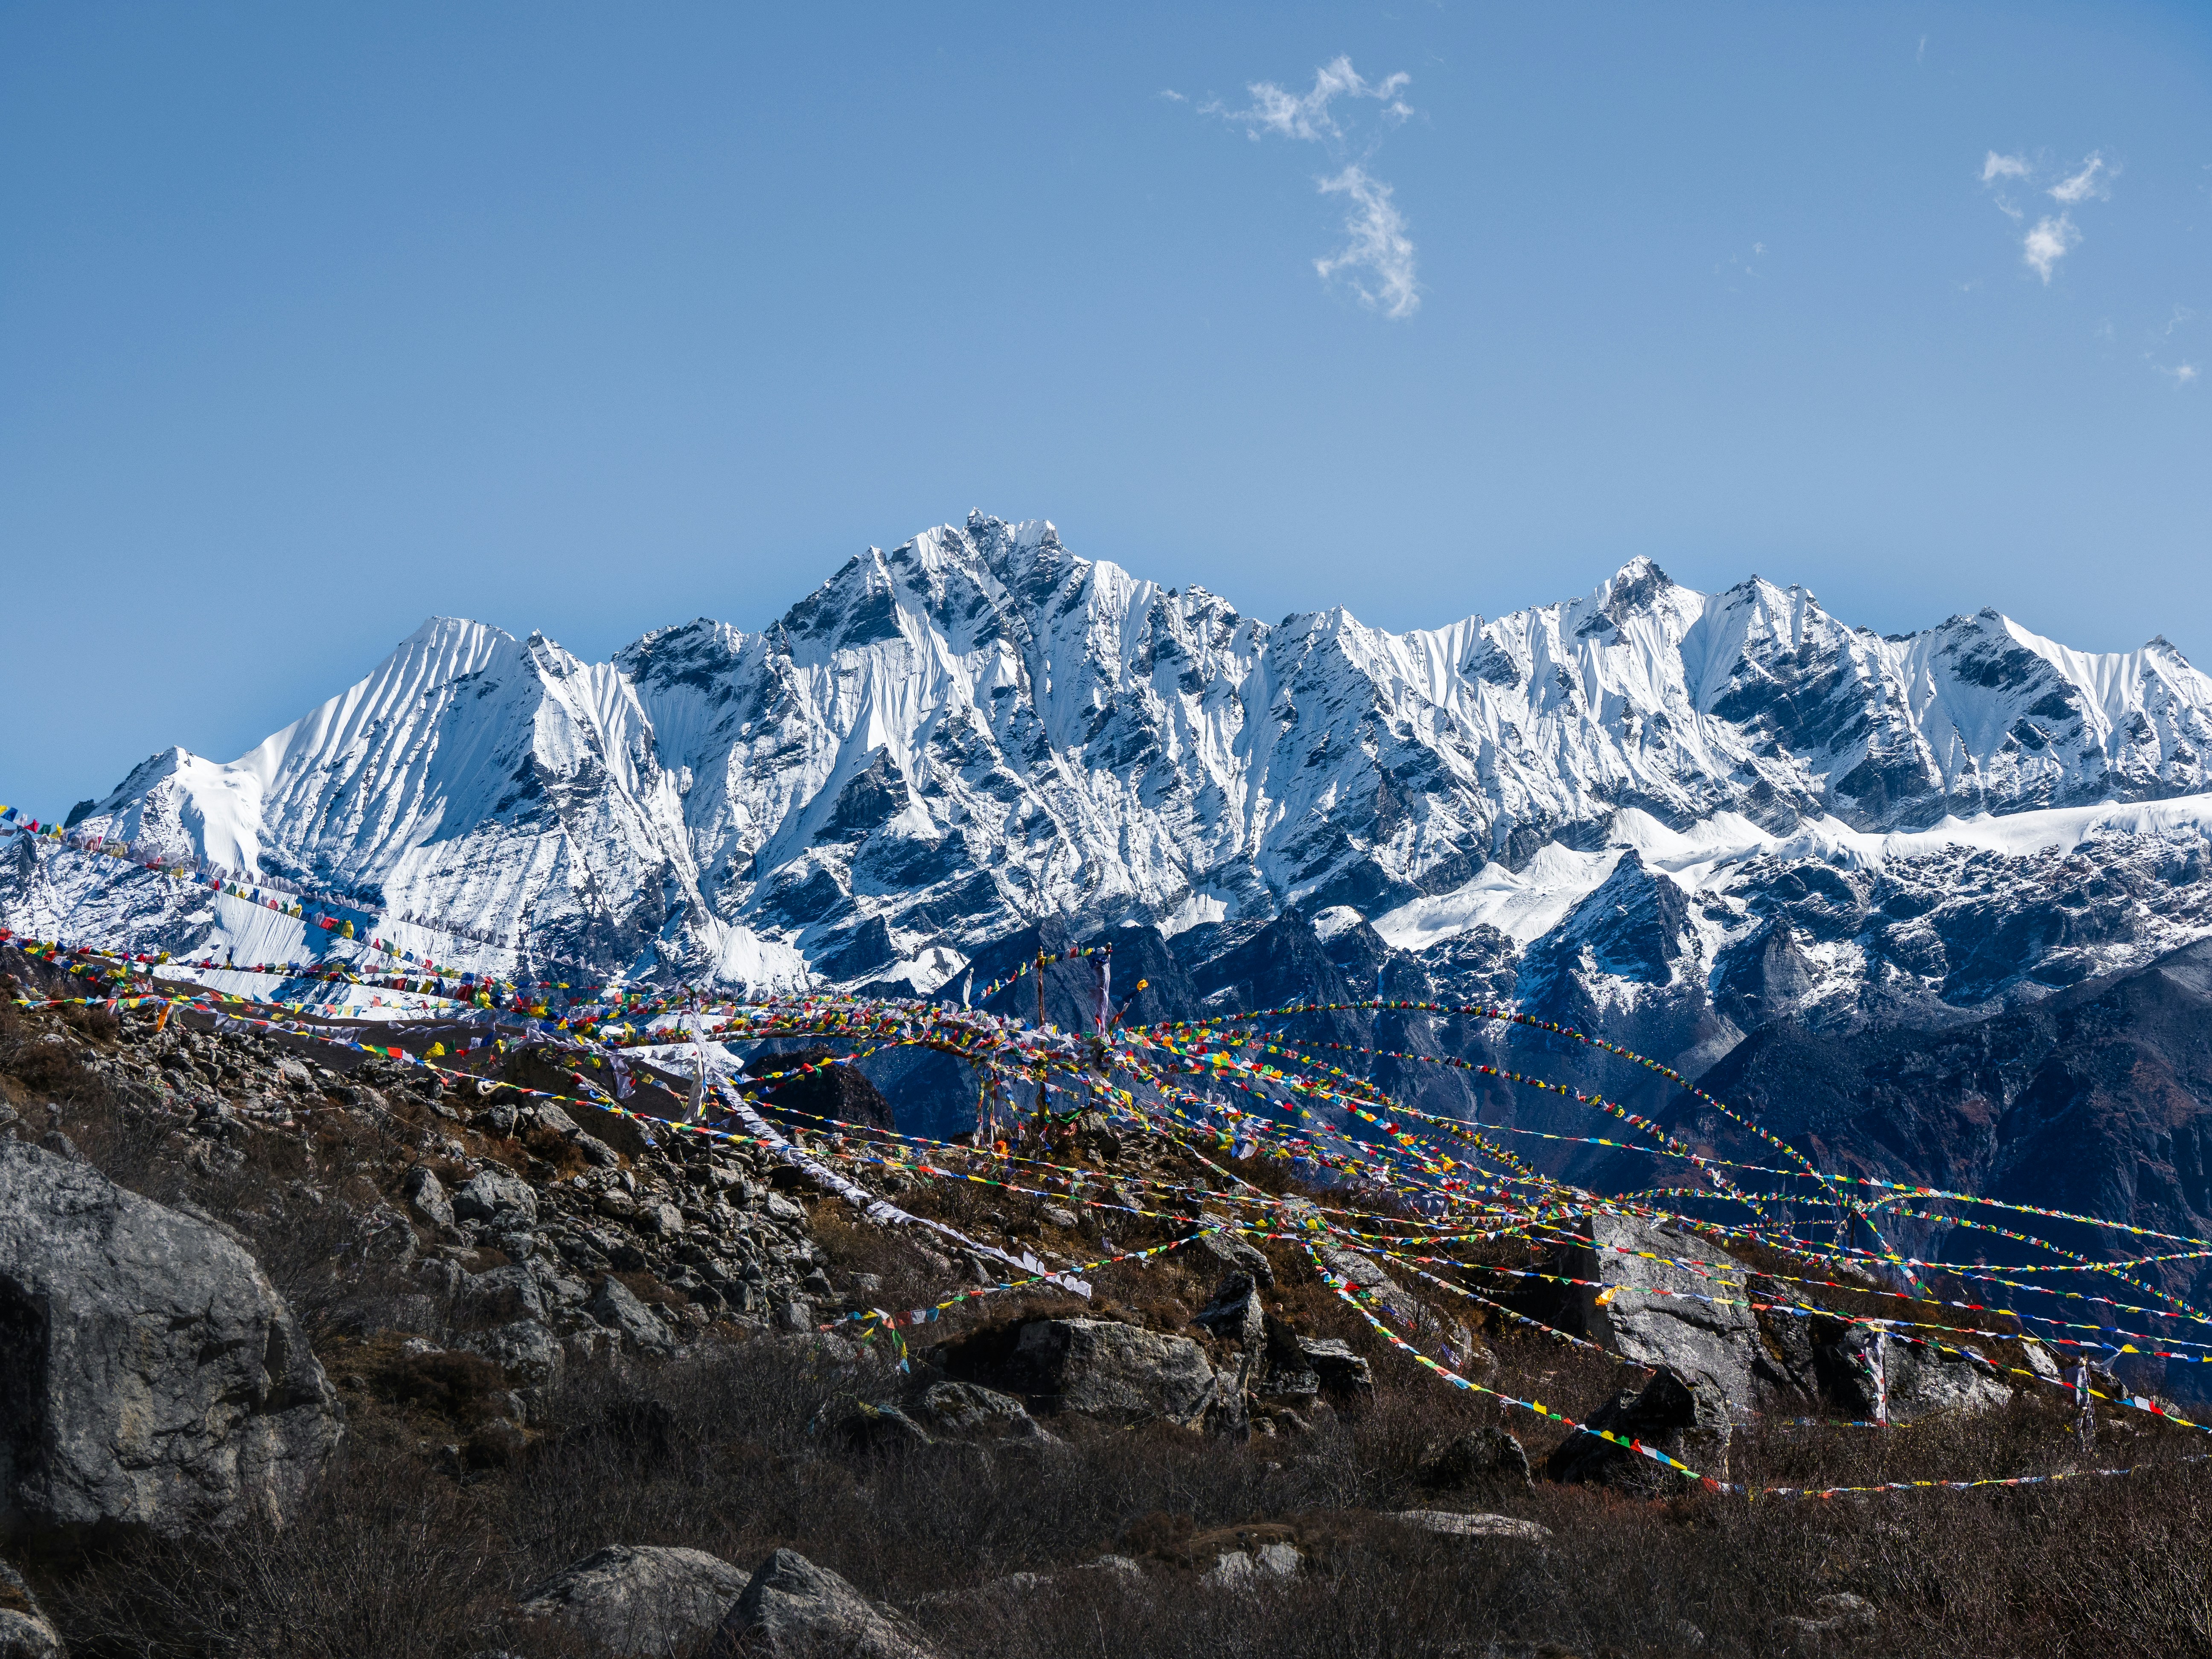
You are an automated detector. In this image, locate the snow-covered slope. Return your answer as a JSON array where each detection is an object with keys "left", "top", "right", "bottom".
[{"left": 12, "top": 512, "right": 2212, "bottom": 1008}]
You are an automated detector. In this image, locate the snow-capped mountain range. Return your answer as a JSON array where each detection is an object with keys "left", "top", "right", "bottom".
[{"left": 11, "top": 511, "right": 2212, "bottom": 1031}]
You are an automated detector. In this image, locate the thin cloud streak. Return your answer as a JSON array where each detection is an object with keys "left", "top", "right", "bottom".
[
  {"left": 1205, "top": 56, "right": 1412, "bottom": 143},
  {"left": 1314, "top": 166, "right": 1419, "bottom": 318},
  {"left": 1196, "top": 55, "right": 1421, "bottom": 322},
  {"left": 2049, "top": 153, "right": 2114, "bottom": 203}
]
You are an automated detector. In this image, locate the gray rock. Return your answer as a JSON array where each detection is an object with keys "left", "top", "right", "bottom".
[
  {"left": 1544, "top": 1367, "right": 1730, "bottom": 1495},
  {"left": 455, "top": 1264, "right": 548, "bottom": 1326},
  {"left": 1294, "top": 1337, "right": 1372, "bottom": 1395},
  {"left": 570, "top": 1132, "right": 620, "bottom": 1170},
  {"left": 706, "top": 1548, "right": 937, "bottom": 1659},
  {"left": 588, "top": 1275, "right": 674, "bottom": 1355},
  {"left": 451, "top": 1167, "right": 537, "bottom": 1228},
  {"left": 1039, "top": 1205, "right": 1079, "bottom": 1229},
  {"left": 1384, "top": 1510, "right": 1551, "bottom": 1543},
  {"left": 1189, "top": 1228, "right": 1274, "bottom": 1287},
  {"left": 1865, "top": 1330, "right": 2011, "bottom": 1424},
  {"left": 519, "top": 1543, "right": 751, "bottom": 1658},
  {"left": 1417, "top": 1426, "right": 1532, "bottom": 1491},
  {"left": 1317, "top": 1247, "right": 1422, "bottom": 1327},
  {"left": 1193, "top": 1273, "right": 1266, "bottom": 1346},
  {"left": 528, "top": 1102, "right": 580, "bottom": 1137},
  {"left": 1200, "top": 1541, "right": 1300, "bottom": 1586},
  {"left": 1015, "top": 1319, "right": 1219, "bottom": 1427},
  {"left": 1561, "top": 1212, "right": 1764, "bottom": 1415},
  {"left": 0, "top": 1559, "right": 65, "bottom": 1659},
  {"left": 454, "top": 1318, "right": 563, "bottom": 1388},
  {"left": 636, "top": 1201, "right": 684, "bottom": 1238},
  {"left": 0, "top": 1140, "right": 342, "bottom": 1538},
  {"left": 918, "top": 1381, "right": 1048, "bottom": 1441},
  {"left": 402, "top": 1165, "right": 453, "bottom": 1229},
  {"left": 838, "top": 1401, "right": 932, "bottom": 1453}
]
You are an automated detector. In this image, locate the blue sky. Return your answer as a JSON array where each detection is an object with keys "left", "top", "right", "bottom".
[{"left": 3, "top": 2, "right": 2206, "bottom": 811}]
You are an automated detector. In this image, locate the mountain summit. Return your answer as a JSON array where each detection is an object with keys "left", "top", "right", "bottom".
[{"left": 20, "top": 511, "right": 2212, "bottom": 995}]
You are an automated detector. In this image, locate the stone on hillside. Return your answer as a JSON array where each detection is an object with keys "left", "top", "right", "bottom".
[
  {"left": 1295, "top": 1337, "right": 1372, "bottom": 1395},
  {"left": 1194, "top": 1272, "right": 1265, "bottom": 1345},
  {"left": 402, "top": 1165, "right": 453, "bottom": 1229},
  {"left": 451, "top": 1167, "right": 538, "bottom": 1228},
  {"left": 519, "top": 1543, "right": 751, "bottom": 1658},
  {"left": 588, "top": 1275, "right": 674, "bottom": 1355},
  {"left": 1385, "top": 1510, "right": 1551, "bottom": 1543},
  {"left": 837, "top": 1401, "right": 932, "bottom": 1454},
  {"left": 706, "top": 1548, "right": 937, "bottom": 1659},
  {"left": 918, "top": 1382, "right": 1048, "bottom": 1441},
  {"left": 1776, "top": 1592, "right": 1878, "bottom": 1647},
  {"left": 1200, "top": 1540, "right": 1300, "bottom": 1587},
  {"left": 1417, "top": 1426, "right": 1532, "bottom": 1492},
  {"left": 0, "top": 1559, "right": 65, "bottom": 1659},
  {"left": 1189, "top": 1228, "right": 1274, "bottom": 1287},
  {"left": 0, "top": 1140, "right": 342, "bottom": 1539},
  {"left": 1864, "top": 1330, "right": 2011, "bottom": 1424},
  {"left": 1317, "top": 1247, "right": 1422, "bottom": 1326},
  {"left": 456, "top": 1264, "right": 548, "bottom": 1325},
  {"left": 455, "top": 1318, "right": 564, "bottom": 1388},
  {"left": 1544, "top": 1367, "right": 1730, "bottom": 1495},
  {"left": 1016, "top": 1319, "right": 1220, "bottom": 1427},
  {"left": 1556, "top": 1212, "right": 1764, "bottom": 1415}
]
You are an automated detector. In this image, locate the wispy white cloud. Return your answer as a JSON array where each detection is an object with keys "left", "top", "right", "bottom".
[
  {"left": 2153, "top": 362, "right": 2199, "bottom": 387},
  {"left": 1205, "top": 55, "right": 1412, "bottom": 143},
  {"left": 1158, "top": 89, "right": 1188, "bottom": 104},
  {"left": 2049, "top": 152, "right": 2114, "bottom": 203},
  {"left": 1193, "top": 55, "right": 1420, "bottom": 321},
  {"left": 1313, "top": 166, "right": 1419, "bottom": 318},
  {"left": 1979, "top": 150, "right": 2114, "bottom": 283},
  {"left": 2022, "top": 213, "right": 2079, "bottom": 282}
]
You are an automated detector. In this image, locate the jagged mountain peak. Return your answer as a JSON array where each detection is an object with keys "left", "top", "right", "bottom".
[{"left": 15, "top": 513, "right": 2212, "bottom": 1004}]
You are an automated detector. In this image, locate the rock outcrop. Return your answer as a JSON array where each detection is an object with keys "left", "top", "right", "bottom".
[
  {"left": 0, "top": 1560, "right": 64, "bottom": 1659},
  {"left": 706, "top": 1548, "right": 937, "bottom": 1659},
  {"left": 1544, "top": 1368, "right": 1731, "bottom": 1494},
  {"left": 0, "top": 1140, "right": 342, "bottom": 1540},
  {"left": 518, "top": 1543, "right": 751, "bottom": 1657}
]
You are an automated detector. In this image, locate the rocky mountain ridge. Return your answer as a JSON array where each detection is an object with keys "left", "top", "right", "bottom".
[{"left": 15, "top": 512, "right": 2212, "bottom": 1009}]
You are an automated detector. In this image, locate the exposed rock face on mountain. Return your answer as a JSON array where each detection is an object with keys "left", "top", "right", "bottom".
[
  {"left": 0, "top": 1139, "right": 342, "bottom": 1540},
  {"left": 1671, "top": 936, "right": 2212, "bottom": 1337}
]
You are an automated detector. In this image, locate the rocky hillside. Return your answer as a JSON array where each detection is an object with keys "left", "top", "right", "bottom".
[{"left": 4, "top": 950, "right": 2210, "bottom": 1657}]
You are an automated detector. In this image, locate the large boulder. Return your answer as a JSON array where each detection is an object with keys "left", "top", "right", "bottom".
[
  {"left": 587, "top": 1275, "right": 675, "bottom": 1355},
  {"left": 1417, "top": 1426, "right": 1531, "bottom": 1493},
  {"left": 1317, "top": 1247, "right": 1422, "bottom": 1327},
  {"left": 451, "top": 1167, "right": 537, "bottom": 1229},
  {"left": 935, "top": 1318, "right": 1222, "bottom": 1428},
  {"left": 1013, "top": 1320, "right": 1219, "bottom": 1428},
  {"left": 916, "top": 1382, "right": 1048, "bottom": 1442},
  {"left": 518, "top": 1543, "right": 750, "bottom": 1657},
  {"left": 1543, "top": 1367, "right": 1731, "bottom": 1495},
  {"left": 0, "top": 1140, "right": 343, "bottom": 1540},
  {"left": 705, "top": 1548, "right": 937, "bottom": 1659},
  {"left": 1550, "top": 1212, "right": 1766, "bottom": 1415}
]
